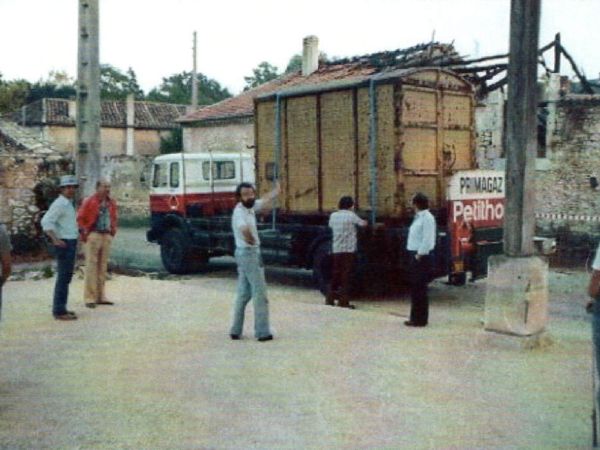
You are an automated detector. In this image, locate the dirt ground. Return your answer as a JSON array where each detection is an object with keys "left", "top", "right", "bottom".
[{"left": 0, "top": 257, "right": 595, "bottom": 449}]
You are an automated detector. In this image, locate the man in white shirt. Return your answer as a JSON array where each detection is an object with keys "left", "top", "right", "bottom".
[
  {"left": 326, "top": 196, "right": 367, "bottom": 309},
  {"left": 41, "top": 175, "right": 79, "bottom": 321},
  {"left": 405, "top": 193, "right": 436, "bottom": 327},
  {"left": 587, "top": 243, "right": 600, "bottom": 415},
  {"left": 230, "top": 181, "right": 280, "bottom": 342}
]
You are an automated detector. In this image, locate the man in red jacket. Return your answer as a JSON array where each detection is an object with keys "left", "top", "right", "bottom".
[{"left": 77, "top": 179, "right": 118, "bottom": 308}]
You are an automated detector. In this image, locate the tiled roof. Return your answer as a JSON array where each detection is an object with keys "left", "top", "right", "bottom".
[
  {"left": 18, "top": 99, "right": 187, "bottom": 130},
  {"left": 179, "top": 42, "right": 460, "bottom": 124},
  {"left": 178, "top": 64, "right": 376, "bottom": 124}
]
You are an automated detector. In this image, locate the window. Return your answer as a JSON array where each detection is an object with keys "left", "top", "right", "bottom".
[
  {"left": 152, "top": 163, "right": 168, "bottom": 188},
  {"left": 202, "top": 161, "right": 236, "bottom": 180},
  {"left": 170, "top": 162, "right": 180, "bottom": 188}
]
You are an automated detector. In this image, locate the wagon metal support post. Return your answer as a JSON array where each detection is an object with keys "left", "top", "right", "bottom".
[
  {"left": 368, "top": 78, "right": 379, "bottom": 226},
  {"left": 272, "top": 93, "right": 282, "bottom": 230}
]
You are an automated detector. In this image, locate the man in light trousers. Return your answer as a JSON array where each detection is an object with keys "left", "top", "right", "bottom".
[
  {"left": 77, "top": 179, "right": 118, "bottom": 308},
  {"left": 230, "top": 181, "right": 280, "bottom": 342}
]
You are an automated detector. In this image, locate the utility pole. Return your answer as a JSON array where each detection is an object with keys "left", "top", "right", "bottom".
[
  {"left": 503, "top": 0, "right": 541, "bottom": 256},
  {"left": 484, "top": 0, "right": 548, "bottom": 339},
  {"left": 191, "top": 31, "right": 198, "bottom": 111},
  {"left": 76, "top": 0, "right": 101, "bottom": 199}
]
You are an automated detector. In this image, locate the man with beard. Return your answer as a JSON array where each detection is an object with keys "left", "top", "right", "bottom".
[{"left": 229, "top": 181, "right": 280, "bottom": 342}]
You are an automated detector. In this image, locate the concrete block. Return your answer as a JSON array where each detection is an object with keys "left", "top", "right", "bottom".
[{"left": 484, "top": 255, "right": 549, "bottom": 336}]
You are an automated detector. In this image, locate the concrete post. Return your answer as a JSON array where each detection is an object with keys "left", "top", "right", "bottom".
[
  {"left": 485, "top": 0, "right": 549, "bottom": 339},
  {"left": 76, "top": 0, "right": 101, "bottom": 199},
  {"left": 126, "top": 94, "right": 135, "bottom": 156},
  {"left": 302, "top": 36, "right": 319, "bottom": 76},
  {"left": 191, "top": 31, "right": 198, "bottom": 111}
]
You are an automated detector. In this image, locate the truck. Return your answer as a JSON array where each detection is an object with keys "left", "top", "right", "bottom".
[{"left": 147, "top": 67, "right": 505, "bottom": 292}]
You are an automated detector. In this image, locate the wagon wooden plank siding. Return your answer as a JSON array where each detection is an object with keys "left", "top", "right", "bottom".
[{"left": 255, "top": 67, "right": 474, "bottom": 220}]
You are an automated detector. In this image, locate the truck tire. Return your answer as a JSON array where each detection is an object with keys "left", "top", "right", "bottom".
[
  {"left": 312, "top": 241, "right": 332, "bottom": 295},
  {"left": 448, "top": 271, "right": 467, "bottom": 286},
  {"left": 160, "top": 228, "right": 197, "bottom": 274}
]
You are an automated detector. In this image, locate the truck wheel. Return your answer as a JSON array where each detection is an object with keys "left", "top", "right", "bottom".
[
  {"left": 312, "top": 242, "right": 332, "bottom": 295},
  {"left": 160, "top": 228, "right": 193, "bottom": 274},
  {"left": 448, "top": 272, "right": 467, "bottom": 286}
]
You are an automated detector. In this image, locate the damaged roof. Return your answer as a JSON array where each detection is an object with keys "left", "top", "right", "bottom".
[
  {"left": 18, "top": 98, "right": 187, "bottom": 130},
  {"left": 178, "top": 42, "right": 460, "bottom": 125}
]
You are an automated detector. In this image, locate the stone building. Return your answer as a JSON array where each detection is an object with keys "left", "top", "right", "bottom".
[
  {"left": 18, "top": 96, "right": 186, "bottom": 156},
  {"left": 0, "top": 119, "right": 72, "bottom": 252}
]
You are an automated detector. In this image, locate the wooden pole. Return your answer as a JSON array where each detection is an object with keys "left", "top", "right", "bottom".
[
  {"left": 503, "top": 0, "right": 540, "bottom": 256},
  {"left": 553, "top": 33, "right": 561, "bottom": 73}
]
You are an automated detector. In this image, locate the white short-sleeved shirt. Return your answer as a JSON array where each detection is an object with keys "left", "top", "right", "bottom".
[
  {"left": 593, "top": 243, "right": 600, "bottom": 271},
  {"left": 406, "top": 209, "right": 436, "bottom": 255},
  {"left": 232, "top": 200, "right": 264, "bottom": 249},
  {"left": 329, "top": 209, "right": 365, "bottom": 254}
]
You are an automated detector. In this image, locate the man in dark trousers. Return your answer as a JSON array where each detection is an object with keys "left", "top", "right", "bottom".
[
  {"left": 41, "top": 175, "right": 79, "bottom": 321},
  {"left": 405, "top": 193, "right": 436, "bottom": 327},
  {"left": 326, "top": 196, "right": 367, "bottom": 309},
  {"left": 0, "top": 223, "right": 12, "bottom": 322}
]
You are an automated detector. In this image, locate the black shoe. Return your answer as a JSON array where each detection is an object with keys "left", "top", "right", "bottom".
[
  {"left": 338, "top": 304, "right": 356, "bottom": 309},
  {"left": 66, "top": 310, "right": 77, "bottom": 316},
  {"left": 404, "top": 320, "right": 426, "bottom": 327},
  {"left": 230, "top": 334, "right": 241, "bottom": 340},
  {"left": 54, "top": 313, "right": 77, "bottom": 321},
  {"left": 257, "top": 335, "right": 273, "bottom": 342}
]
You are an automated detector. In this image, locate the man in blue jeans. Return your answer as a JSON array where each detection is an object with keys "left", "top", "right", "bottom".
[
  {"left": 230, "top": 181, "right": 280, "bottom": 342},
  {"left": 41, "top": 175, "right": 80, "bottom": 321}
]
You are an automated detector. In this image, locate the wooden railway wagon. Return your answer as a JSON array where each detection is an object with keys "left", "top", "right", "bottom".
[{"left": 255, "top": 67, "right": 475, "bottom": 219}]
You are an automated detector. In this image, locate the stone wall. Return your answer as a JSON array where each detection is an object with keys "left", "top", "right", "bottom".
[
  {"left": 536, "top": 97, "right": 600, "bottom": 235},
  {"left": 44, "top": 126, "right": 166, "bottom": 157},
  {"left": 182, "top": 119, "right": 254, "bottom": 154},
  {"left": 101, "top": 155, "right": 153, "bottom": 222},
  {"left": 0, "top": 123, "right": 72, "bottom": 253}
]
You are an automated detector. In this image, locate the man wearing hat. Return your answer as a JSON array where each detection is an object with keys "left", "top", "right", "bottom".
[{"left": 41, "top": 175, "right": 80, "bottom": 321}]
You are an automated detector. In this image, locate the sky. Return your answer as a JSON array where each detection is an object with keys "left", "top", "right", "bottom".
[{"left": 0, "top": 0, "right": 598, "bottom": 96}]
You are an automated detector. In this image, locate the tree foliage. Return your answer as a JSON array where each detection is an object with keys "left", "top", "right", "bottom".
[
  {"left": 159, "top": 127, "right": 183, "bottom": 154},
  {"left": 100, "top": 64, "right": 144, "bottom": 100},
  {"left": 243, "top": 62, "right": 279, "bottom": 91},
  {"left": 0, "top": 73, "right": 30, "bottom": 113},
  {"left": 147, "top": 71, "right": 231, "bottom": 105}
]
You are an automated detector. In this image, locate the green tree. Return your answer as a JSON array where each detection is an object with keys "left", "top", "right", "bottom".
[
  {"left": 26, "top": 71, "right": 76, "bottom": 104},
  {"left": 284, "top": 53, "right": 331, "bottom": 74},
  {"left": 285, "top": 54, "right": 303, "bottom": 73},
  {"left": 0, "top": 73, "right": 30, "bottom": 113},
  {"left": 159, "top": 127, "right": 183, "bottom": 154},
  {"left": 147, "top": 71, "right": 231, "bottom": 105},
  {"left": 243, "top": 62, "right": 279, "bottom": 91},
  {"left": 100, "top": 64, "right": 144, "bottom": 100}
]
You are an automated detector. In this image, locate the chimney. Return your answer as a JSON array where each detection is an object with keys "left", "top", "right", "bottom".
[{"left": 302, "top": 35, "right": 319, "bottom": 76}]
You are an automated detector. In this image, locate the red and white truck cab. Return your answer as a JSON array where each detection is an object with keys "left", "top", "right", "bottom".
[{"left": 149, "top": 152, "right": 254, "bottom": 218}]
